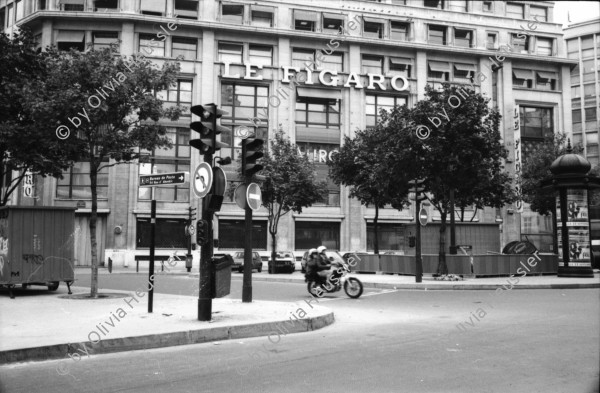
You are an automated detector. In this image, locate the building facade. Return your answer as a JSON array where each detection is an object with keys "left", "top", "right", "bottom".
[
  {"left": 2, "top": 0, "right": 576, "bottom": 266},
  {"left": 564, "top": 19, "right": 600, "bottom": 166}
]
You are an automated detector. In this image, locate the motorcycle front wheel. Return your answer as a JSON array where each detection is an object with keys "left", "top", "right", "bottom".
[{"left": 343, "top": 277, "right": 363, "bottom": 298}]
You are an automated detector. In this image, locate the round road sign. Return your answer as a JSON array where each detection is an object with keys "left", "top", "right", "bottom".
[
  {"left": 419, "top": 207, "right": 428, "bottom": 227},
  {"left": 246, "top": 183, "right": 262, "bottom": 211},
  {"left": 234, "top": 184, "right": 247, "bottom": 209},
  {"left": 187, "top": 223, "right": 195, "bottom": 236},
  {"left": 211, "top": 167, "right": 227, "bottom": 196},
  {"left": 193, "top": 163, "right": 212, "bottom": 198}
]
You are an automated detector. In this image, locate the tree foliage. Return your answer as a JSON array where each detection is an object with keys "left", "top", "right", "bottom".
[
  {"left": 521, "top": 133, "right": 582, "bottom": 215},
  {"left": 329, "top": 107, "right": 414, "bottom": 253},
  {"left": 259, "top": 127, "right": 328, "bottom": 262},
  {"left": 410, "top": 84, "right": 515, "bottom": 275},
  {"left": 0, "top": 29, "right": 79, "bottom": 205},
  {"left": 29, "top": 46, "right": 184, "bottom": 297}
]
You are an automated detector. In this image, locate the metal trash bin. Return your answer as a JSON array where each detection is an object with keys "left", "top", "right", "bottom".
[{"left": 212, "top": 254, "right": 233, "bottom": 298}]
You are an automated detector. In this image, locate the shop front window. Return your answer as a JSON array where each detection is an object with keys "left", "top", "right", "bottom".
[
  {"left": 136, "top": 218, "right": 187, "bottom": 248},
  {"left": 295, "top": 221, "right": 340, "bottom": 250},
  {"left": 219, "top": 220, "right": 267, "bottom": 249},
  {"left": 367, "top": 223, "right": 406, "bottom": 252}
]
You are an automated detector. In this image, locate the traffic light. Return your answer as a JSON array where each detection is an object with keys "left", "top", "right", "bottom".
[
  {"left": 196, "top": 220, "right": 208, "bottom": 245},
  {"left": 189, "top": 104, "right": 230, "bottom": 156},
  {"left": 242, "top": 137, "right": 264, "bottom": 178},
  {"left": 408, "top": 179, "right": 427, "bottom": 202},
  {"left": 409, "top": 235, "right": 416, "bottom": 248}
]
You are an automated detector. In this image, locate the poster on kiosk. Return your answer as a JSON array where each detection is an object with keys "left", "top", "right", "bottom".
[{"left": 556, "top": 189, "right": 591, "bottom": 267}]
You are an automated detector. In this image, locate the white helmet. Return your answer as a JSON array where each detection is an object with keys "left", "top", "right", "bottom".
[
  {"left": 317, "top": 246, "right": 327, "bottom": 253},
  {"left": 309, "top": 248, "right": 318, "bottom": 255}
]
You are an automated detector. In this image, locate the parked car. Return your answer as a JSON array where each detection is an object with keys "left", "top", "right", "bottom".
[
  {"left": 231, "top": 251, "right": 262, "bottom": 273},
  {"left": 268, "top": 251, "right": 295, "bottom": 274}
]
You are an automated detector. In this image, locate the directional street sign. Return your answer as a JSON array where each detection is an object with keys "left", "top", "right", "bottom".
[
  {"left": 193, "top": 163, "right": 213, "bottom": 198},
  {"left": 419, "top": 207, "right": 428, "bottom": 227},
  {"left": 140, "top": 172, "right": 189, "bottom": 187},
  {"left": 246, "top": 183, "right": 262, "bottom": 211}
]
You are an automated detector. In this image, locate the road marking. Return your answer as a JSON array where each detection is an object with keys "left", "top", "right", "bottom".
[{"left": 315, "top": 289, "right": 398, "bottom": 302}]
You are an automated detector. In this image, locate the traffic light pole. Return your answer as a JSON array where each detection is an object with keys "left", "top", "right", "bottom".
[
  {"left": 198, "top": 154, "right": 214, "bottom": 320},
  {"left": 242, "top": 204, "right": 253, "bottom": 303},
  {"left": 241, "top": 138, "right": 253, "bottom": 303},
  {"left": 415, "top": 198, "right": 423, "bottom": 283}
]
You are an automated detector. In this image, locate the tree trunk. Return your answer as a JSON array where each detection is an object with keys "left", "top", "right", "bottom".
[
  {"left": 437, "top": 211, "right": 448, "bottom": 276},
  {"left": 270, "top": 231, "right": 277, "bottom": 265},
  {"left": 89, "top": 167, "right": 99, "bottom": 298},
  {"left": 373, "top": 205, "right": 379, "bottom": 255}
]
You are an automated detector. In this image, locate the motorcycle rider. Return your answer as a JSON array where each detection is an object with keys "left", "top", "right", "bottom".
[
  {"left": 305, "top": 248, "right": 320, "bottom": 282},
  {"left": 316, "top": 246, "right": 332, "bottom": 284}
]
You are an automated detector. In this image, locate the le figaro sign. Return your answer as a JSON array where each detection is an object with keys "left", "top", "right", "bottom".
[{"left": 222, "top": 62, "right": 410, "bottom": 92}]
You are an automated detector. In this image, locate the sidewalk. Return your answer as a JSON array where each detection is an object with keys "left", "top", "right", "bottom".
[
  {"left": 99, "top": 265, "right": 600, "bottom": 290},
  {"left": 0, "top": 286, "right": 333, "bottom": 365}
]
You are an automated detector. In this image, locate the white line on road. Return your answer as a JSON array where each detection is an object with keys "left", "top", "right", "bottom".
[{"left": 315, "top": 289, "right": 398, "bottom": 302}]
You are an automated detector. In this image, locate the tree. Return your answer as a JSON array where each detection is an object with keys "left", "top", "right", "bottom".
[
  {"left": 410, "top": 84, "right": 515, "bottom": 276},
  {"left": 329, "top": 108, "right": 413, "bottom": 254},
  {"left": 258, "top": 127, "right": 327, "bottom": 266},
  {"left": 28, "top": 46, "right": 184, "bottom": 297},
  {"left": 521, "top": 133, "right": 582, "bottom": 252},
  {"left": 0, "top": 29, "right": 79, "bottom": 205}
]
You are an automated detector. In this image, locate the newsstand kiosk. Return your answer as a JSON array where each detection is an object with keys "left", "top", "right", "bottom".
[{"left": 0, "top": 206, "right": 76, "bottom": 298}]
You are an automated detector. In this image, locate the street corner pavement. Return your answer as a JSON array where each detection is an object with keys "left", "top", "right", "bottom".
[{"left": 0, "top": 286, "right": 334, "bottom": 365}]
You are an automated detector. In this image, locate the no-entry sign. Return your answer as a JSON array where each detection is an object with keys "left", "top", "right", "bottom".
[
  {"left": 419, "top": 208, "right": 428, "bottom": 227},
  {"left": 246, "top": 183, "right": 262, "bottom": 211}
]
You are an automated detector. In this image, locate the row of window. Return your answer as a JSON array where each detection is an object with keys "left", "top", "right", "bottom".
[
  {"left": 567, "top": 34, "right": 600, "bottom": 60},
  {"left": 0, "top": 0, "right": 23, "bottom": 29},
  {"left": 573, "top": 108, "right": 598, "bottom": 124},
  {"left": 136, "top": 219, "right": 343, "bottom": 251},
  {"left": 512, "top": 69, "right": 558, "bottom": 91},
  {"left": 352, "top": 1, "right": 548, "bottom": 22}
]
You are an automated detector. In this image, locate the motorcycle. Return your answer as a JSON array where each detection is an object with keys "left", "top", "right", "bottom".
[{"left": 305, "top": 260, "right": 363, "bottom": 299}]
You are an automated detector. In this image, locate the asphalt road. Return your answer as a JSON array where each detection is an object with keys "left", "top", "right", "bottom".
[{"left": 1, "top": 272, "right": 598, "bottom": 393}]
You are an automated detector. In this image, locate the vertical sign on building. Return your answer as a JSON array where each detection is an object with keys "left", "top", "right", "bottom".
[
  {"left": 23, "top": 170, "right": 34, "bottom": 198},
  {"left": 513, "top": 105, "right": 523, "bottom": 213}
]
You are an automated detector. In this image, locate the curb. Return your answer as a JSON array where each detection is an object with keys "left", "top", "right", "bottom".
[{"left": 0, "top": 310, "right": 335, "bottom": 365}]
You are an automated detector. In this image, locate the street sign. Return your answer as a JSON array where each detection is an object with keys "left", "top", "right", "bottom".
[
  {"left": 211, "top": 167, "right": 227, "bottom": 196},
  {"left": 234, "top": 184, "right": 247, "bottom": 209},
  {"left": 419, "top": 207, "right": 428, "bottom": 226},
  {"left": 140, "top": 172, "right": 189, "bottom": 187},
  {"left": 246, "top": 183, "right": 262, "bottom": 211},
  {"left": 193, "top": 163, "right": 212, "bottom": 198}
]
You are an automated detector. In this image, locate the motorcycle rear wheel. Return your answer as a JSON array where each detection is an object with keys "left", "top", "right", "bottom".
[
  {"left": 344, "top": 277, "right": 363, "bottom": 298},
  {"left": 307, "top": 281, "right": 323, "bottom": 297}
]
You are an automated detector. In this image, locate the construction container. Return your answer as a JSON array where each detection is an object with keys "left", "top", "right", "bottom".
[{"left": 0, "top": 206, "right": 76, "bottom": 297}]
